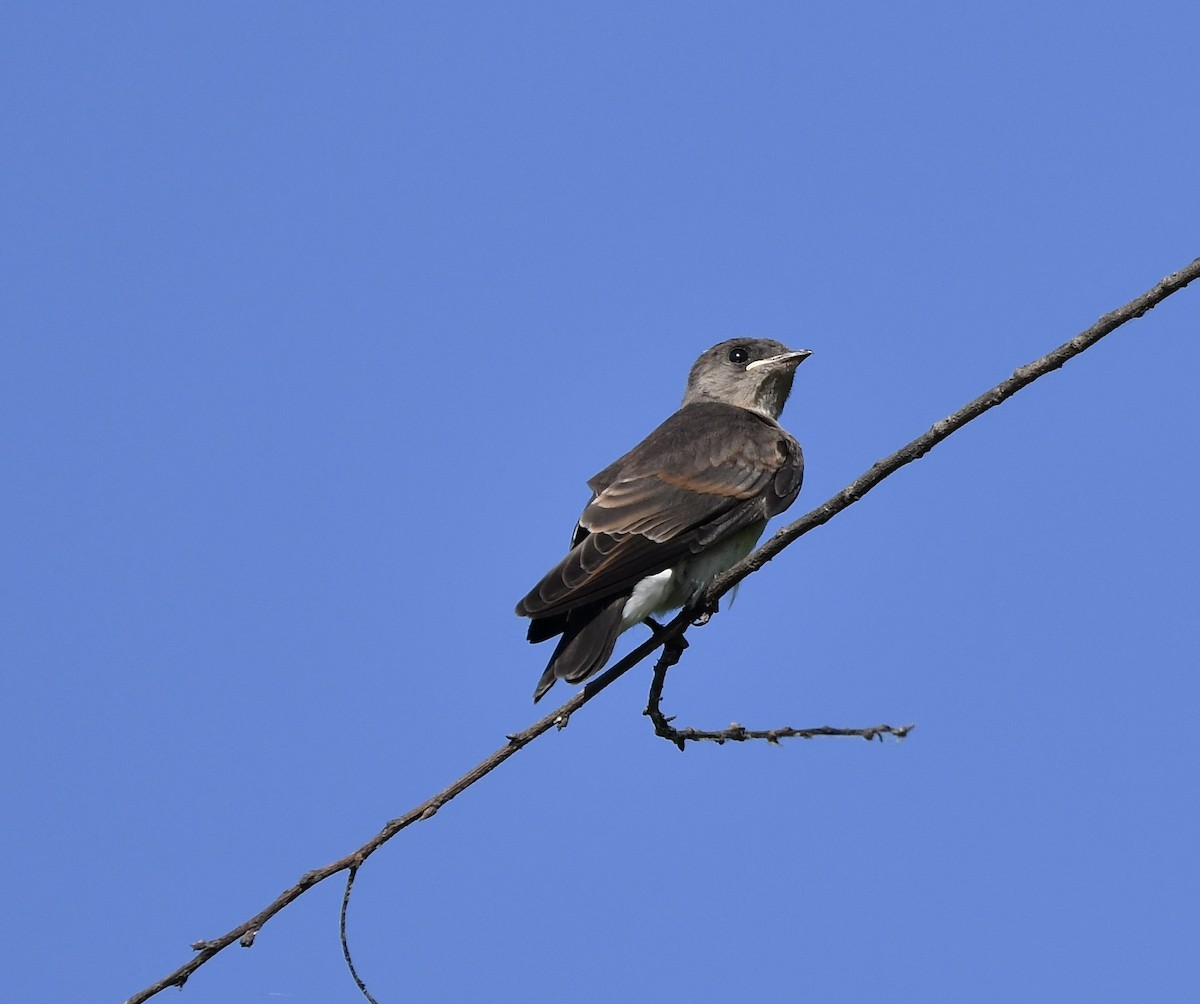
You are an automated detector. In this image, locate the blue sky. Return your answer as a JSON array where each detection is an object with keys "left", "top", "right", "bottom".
[{"left": 2, "top": 4, "right": 1198, "bottom": 1002}]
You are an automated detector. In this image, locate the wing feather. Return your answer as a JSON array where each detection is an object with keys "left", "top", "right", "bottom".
[{"left": 516, "top": 401, "right": 803, "bottom": 620}]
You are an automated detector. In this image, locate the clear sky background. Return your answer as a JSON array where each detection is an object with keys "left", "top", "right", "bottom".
[{"left": 2, "top": 4, "right": 1198, "bottom": 1003}]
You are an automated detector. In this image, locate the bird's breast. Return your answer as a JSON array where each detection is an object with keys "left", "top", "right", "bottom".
[{"left": 675, "top": 521, "right": 766, "bottom": 600}]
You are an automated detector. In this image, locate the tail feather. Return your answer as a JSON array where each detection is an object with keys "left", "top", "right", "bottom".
[{"left": 532, "top": 596, "right": 627, "bottom": 703}]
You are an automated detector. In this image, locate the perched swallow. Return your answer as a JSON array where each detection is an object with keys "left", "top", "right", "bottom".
[{"left": 516, "top": 339, "right": 811, "bottom": 702}]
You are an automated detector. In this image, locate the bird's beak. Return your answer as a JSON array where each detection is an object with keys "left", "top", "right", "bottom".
[{"left": 746, "top": 349, "right": 812, "bottom": 371}]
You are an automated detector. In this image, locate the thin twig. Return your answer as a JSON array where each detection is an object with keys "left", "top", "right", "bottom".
[
  {"left": 640, "top": 621, "right": 692, "bottom": 750},
  {"left": 124, "top": 255, "right": 1200, "bottom": 1004},
  {"left": 340, "top": 865, "right": 380, "bottom": 1004},
  {"left": 644, "top": 648, "right": 914, "bottom": 749}
]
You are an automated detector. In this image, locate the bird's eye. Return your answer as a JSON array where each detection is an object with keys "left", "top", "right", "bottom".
[{"left": 727, "top": 346, "right": 749, "bottom": 364}]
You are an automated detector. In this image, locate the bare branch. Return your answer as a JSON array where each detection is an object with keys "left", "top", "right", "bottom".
[
  {"left": 640, "top": 254, "right": 1200, "bottom": 744},
  {"left": 124, "top": 626, "right": 677, "bottom": 1004},
  {"left": 340, "top": 866, "right": 380, "bottom": 1004},
  {"left": 644, "top": 644, "right": 914, "bottom": 749},
  {"left": 708, "top": 256, "right": 1200, "bottom": 600},
  {"left": 125, "top": 255, "right": 1200, "bottom": 1003}
]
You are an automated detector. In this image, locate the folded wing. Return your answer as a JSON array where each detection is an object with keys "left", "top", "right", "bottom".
[{"left": 515, "top": 401, "right": 802, "bottom": 621}]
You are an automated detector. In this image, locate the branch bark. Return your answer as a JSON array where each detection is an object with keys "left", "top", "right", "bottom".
[
  {"left": 125, "top": 255, "right": 1200, "bottom": 1004},
  {"left": 643, "top": 641, "right": 914, "bottom": 749},
  {"left": 707, "top": 256, "right": 1200, "bottom": 599}
]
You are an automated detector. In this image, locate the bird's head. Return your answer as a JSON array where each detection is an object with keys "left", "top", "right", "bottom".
[{"left": 682, "top": 338, "right": 812, "bottom": 419}]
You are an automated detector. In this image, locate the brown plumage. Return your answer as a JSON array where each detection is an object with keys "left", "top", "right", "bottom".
[{"left": 516, "top": 339, "right": 811, "bottom": 702}]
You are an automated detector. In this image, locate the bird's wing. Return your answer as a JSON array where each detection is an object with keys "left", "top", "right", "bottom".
[{"left": 515, "top": 401, "right": 802, "bottom": 618}]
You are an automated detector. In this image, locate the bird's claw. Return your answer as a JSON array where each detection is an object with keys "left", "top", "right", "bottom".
[
  {"left": 644, "top": 617, "right": 688, "bottom": 649},
  {"left": 689, "top": 597, "right": 719, "bottom": 626}
]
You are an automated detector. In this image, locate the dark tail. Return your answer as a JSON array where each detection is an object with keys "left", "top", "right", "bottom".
[{"left": 532, "top": 596, "right": 626, "bottom": 703}]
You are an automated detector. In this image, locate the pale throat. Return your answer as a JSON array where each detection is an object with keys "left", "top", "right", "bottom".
[{"left": 685, "top": 373, "right": 791, "bottom": 420}]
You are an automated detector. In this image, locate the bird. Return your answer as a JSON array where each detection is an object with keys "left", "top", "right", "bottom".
[{"left": 515, "top": 338, "right": 811, "bottom": 703}]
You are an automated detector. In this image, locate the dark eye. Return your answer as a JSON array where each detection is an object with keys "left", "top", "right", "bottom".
[{"left": 727, "top": 346, "right": 749, "bottom": 364}]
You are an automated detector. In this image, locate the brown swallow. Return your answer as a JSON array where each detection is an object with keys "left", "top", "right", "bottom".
[{"left": 516, "top": 339, "right": 811, "bottom": 702}]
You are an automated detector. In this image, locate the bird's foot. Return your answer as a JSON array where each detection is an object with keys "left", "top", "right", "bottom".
[
  {"left": 689, "top": 597, "right": 719, "bottom": 627},
  {"left": 644, "top": 617, "right": 689, "bottom": 649}
]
